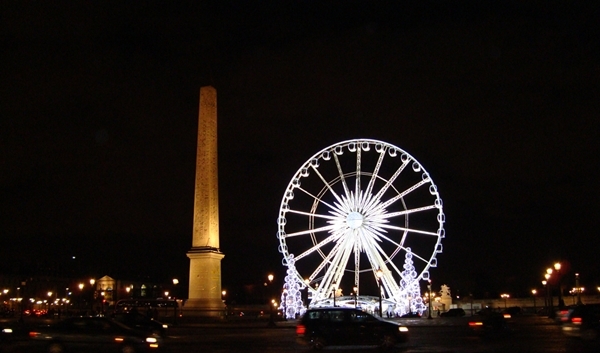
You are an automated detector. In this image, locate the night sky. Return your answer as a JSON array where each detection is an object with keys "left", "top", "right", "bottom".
[{"left": 1, "top": 1, "right": 599, "bottom": 299}]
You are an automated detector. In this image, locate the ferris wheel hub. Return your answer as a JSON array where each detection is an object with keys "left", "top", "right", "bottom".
[{"left": 346, "top": 211, "right": 364, "bottom": 229}]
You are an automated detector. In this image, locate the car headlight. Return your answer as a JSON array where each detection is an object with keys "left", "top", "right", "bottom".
[
  {"left": 398, "top": 326, "right": 409, "bottom": 332},
  {"left": 146, "top": 337, "right": 158, "bottom": 343},
  {"left": 2, "top": 328, "right": 13, "bottom": 334},
  {"left": 162, "top": 324, "right": 168, "bottom": 329}
]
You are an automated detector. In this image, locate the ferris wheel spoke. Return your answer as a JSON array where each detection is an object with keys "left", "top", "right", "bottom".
[
  {"left": 308, "top": 243, "right": 340, "bottom": 281},
  {"left": 354, "top": 241, "right": 360, "bottom": 288},
  {"left": 378, "top": 224, "right": 438, "bottom": 236},
  {"left": 365, "top": 147, "right": 386, "bottom": 198},
  {"left": 296, "top": 186, "right": 344, "bottom": 215},
  {"left": 377, "top": 205, "right": 437, "bottom": 220},
  {"left": 333, "top": 153, "right": 351, "bottom": 200},
  {"left": 286, "top": 209, "right": 340, "bottom": 221},
  {"left": 406, "top": 250, "right": 429, "bottom": 265},
  {"left": 372, "top": 158, "right": 410, "bottom": 202},
  {"left": 377, "top": 179, "right": 429, "bottom": 211},
  {"left": 363, "top": 225, "right": 400, "bottom": 248},
  {"left": 355, "top": 146, "right": 362, "bottom": 198},
  {"left": 330, "top": 235, "right": 354, "bottom": 287},
  {"left": 308, "top": 240, "right": 343, "bottom": 283},
  {"left": 362, "top": 238, "right": 401, "bottom": 295},
  {"left": 319, "top": 236, "right": 352, "bottom": 296},
  {"left": 294, "top": 232, "right": 339, "bottom": 260},
  {"left": 311, "top": 164, "right": 347, "bottom": 207},
  {"left": 285, "top": 224, "right": 339, "bottom": 238}
]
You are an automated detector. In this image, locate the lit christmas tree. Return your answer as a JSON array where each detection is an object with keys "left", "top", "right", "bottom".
[
  {"left": 279, "top": 255, "right": 307, "bottom": 319},
  {"left": 398, "top": 248, "right": 426, "bottom": 316}
]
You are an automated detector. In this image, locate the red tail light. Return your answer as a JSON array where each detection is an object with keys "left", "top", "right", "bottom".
[
  {"left": 571, "top": 317, "right": 582, "bottom": 325},
  {"left": 29, "top": 332, "right": 40, "bottom": 338},
  {"left": 469, "top": 322, "right": 483, "bottom": 326},
  {"left": 296, "top": 324, "right": 306, "bottom": 335}
]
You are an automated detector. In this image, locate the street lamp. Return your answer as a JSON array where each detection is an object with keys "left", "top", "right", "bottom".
[
  {"left": 376, "top": 268, "right": 383, "bottom": 317},
  {"left": 283, "top": 288, "right": 288, "bottom": 320},
  {"left": 172, "top": 278, "right": 179, "bottom": 299},
  {"left": 575, "top": 273, "right": 582, "bottom": 305},
  {"left": 554, "top": 262, "right": 564, "bottom": 308},
  {"left": 47, "top": 292, "right": 53, "bottom": 313},
  {"left": 531, "top": 289, "right": 537, "bottom": 313},
  {"left": 332, "top": 282, "right": 337, "bottom": 307},
  {"left": 89, "top": 279, "right": 96, "bottom": 314},
  {"left": 500, "top": 294, "right": 509, "bottom": 309},
  {"left": 545, "top": 271, "right": 553, "bottom": 311},
  {"left": 542, "top": 280, "right": 548, "bottom": 309},
  {"left": 427, "top": 280, "right": 433, "bottom": 319},
  {"left": 267, "top": 274, "right": 275, "bottom": 327}
]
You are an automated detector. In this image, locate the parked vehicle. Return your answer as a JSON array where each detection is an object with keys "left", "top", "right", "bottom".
[
  {"left": 112, "top": 312, "right": 168, "bottom": 337},
  {"left": 468, "top": 312, "right": 511, "bottom": 338},
  {"left": 440, "top": 308, "right": 465, "bottom": 317},
  {"left": 27, "top": 316, "right": 162, "bottom": 353},
  {"left": 296, "top": 307, "right": 409, "bottom": 350},
  {"left": 562, "top": 304, "right": 600, "bottom": 341}
]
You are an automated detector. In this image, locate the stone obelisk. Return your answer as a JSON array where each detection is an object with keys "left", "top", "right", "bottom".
[{"left": 185, "top": 86, "right": 225, "bottom": 316}]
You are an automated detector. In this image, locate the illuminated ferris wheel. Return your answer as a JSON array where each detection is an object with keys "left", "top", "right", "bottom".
[{"left": 277, "top": 139, "right": 445, "bottom": 313}]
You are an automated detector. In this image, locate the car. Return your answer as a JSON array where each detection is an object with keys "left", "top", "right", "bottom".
[
  {"left": 112, "top": 312, "right": 168, "bottom": 337},
  {"left": 440, "top": 308, "right": 465, "bottom": 317},
  {"left": 400, "top": 312, "right": 421, "bottom": 318},
  {"left": 27, "top": 316, "right": 162, "bottom": 353},
  {"left": 296, "top": 307, "right": 409, "bottom": 350},
  {"left": 562, "top": 304, "right": 600, "bottom": 341},
  {"left": 468, "top": 312, "right": 511, "bottom": 338}
]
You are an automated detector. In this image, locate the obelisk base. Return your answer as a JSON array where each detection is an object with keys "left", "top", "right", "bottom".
[{"left": 185, "top": 248, "right": 225, "bottom": 317}]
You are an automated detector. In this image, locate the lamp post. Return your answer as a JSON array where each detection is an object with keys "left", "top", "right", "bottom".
[
  {"left": 283, "top": 289, "right": 288, "bottom": 320},
  {"left": 501, "top": 294, "right": 509, "bottom": 309},
  {"left": 172, "top": 278, "right": 179, "bottom": 299},
  {"left": 267, "top": 274, "right": 275, "bottom": 327},
  {"left": 541, "top": 280, "right": 547, "bottom": 310},
  {"left": 545, "top": 269, "right": 553, "bottom": 313},
  {"left": 376, "top": 268, "right": 383, "bottom": 317},
  {"left": 353, "top": 286, "right": 358, "bottom": 308},
  {"left": 89, "top": 279, "right": 96, "bottom": 314},
  {"left": 554, "top": 263, "right": 564, "bottom": 308},
  {"left": 575, "top": 273, "right": 582, "bottom": 305},
  {"left": 427, "top": 280, "right": 433, "bottom": 319},
  {"left": 47, "top": 291, "right": 53, "bottom": 314},
  {"left": 304, "top": 279, "right": 310, "bottom": 308},
  {"left": 531, "top": 289, "right": 537, "bottom": 313},
  {"left": 332, "top": 282, "right": 337, "bottom": 307}
]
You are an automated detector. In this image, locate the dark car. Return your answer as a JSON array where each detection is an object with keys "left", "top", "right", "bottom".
[
  {"left": 440, "top": 308, "right": 465, "bottom": 317},
  {"left": 296, "top": 307, "right": 409, "bottom": 350},
  {"left": 27, "top": 316, "right": 162, "bottom": 353},
  {"left": 468, "top": 312, "right": 511, "bottom": 338},
  {"left": 112, "top": 312, "right": 168, "bottom": 337},
  {"left": 562, "top": 304, "right": 600, "bottom": 341}
]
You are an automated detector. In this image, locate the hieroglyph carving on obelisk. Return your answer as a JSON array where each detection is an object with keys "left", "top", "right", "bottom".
[{"left": 186, "top": 86, "right": 225, "bottom": 315}]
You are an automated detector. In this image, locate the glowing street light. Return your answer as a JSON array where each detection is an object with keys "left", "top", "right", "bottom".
[
  {"left": 531, "top": 289, "right": 537, "bottom": 312},
  {"left": 575, "top": 273, "right": 583, "bottom": 305},
  {"left": 554, "top": 263, "right": 564, "bottom": 307},
  {"left": 267, "top": 274, "right": 275, "bottom": 327},
  {"left": 500, "top": 294, "right": 509, "bottom": 309},
  {"left": 544, "top": 270, "right": 553, "bottom": 311},
  {"left": 542, "top": 280, "right": 548, "bottom": 309}
]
